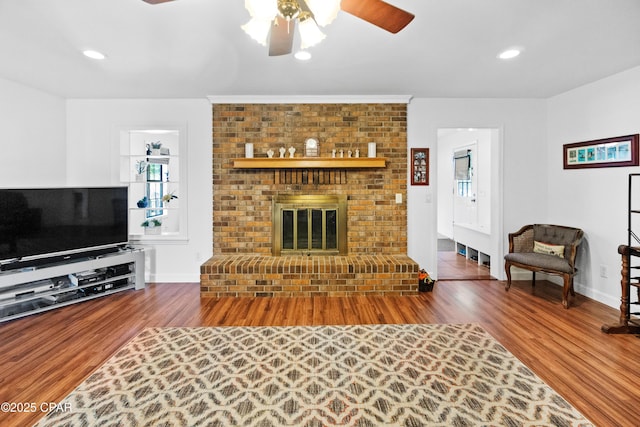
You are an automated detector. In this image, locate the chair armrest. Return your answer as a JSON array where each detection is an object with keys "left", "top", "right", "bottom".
[
  {"left": 508, "top": 224, "right": 534, "bottom": 253},
  {"left": 565, "top": 229, "right": 584, "bottom": 268}
]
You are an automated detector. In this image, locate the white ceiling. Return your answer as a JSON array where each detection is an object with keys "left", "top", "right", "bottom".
[{"left": 0, "top": 0, "right": 639, "bottom": 99}]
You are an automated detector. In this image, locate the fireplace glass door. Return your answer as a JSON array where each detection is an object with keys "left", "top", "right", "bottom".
[
  {"left": 273, "top": 195, "right": 347, "bottom": 256},
  {"left": 282, "top": 208, "right": 338, "bottom": 253}
]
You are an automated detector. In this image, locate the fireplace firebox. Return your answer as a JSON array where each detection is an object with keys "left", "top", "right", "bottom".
[{"left": 272, "top": 195, "right": 347, "bottom": 256}]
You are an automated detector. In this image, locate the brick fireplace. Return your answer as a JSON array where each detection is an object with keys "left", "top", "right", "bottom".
[{"left": 200, "top": 101, "right": 419, "bottom": 297}]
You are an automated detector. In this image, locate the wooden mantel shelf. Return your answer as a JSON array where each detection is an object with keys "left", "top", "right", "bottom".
[{"left": 232, "top": 157, "right": 387, "bottom": 169}]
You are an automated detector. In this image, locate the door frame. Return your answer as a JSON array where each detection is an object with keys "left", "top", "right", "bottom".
[{"left": 435, "top": 127, "right": 504, "bottom": 280}]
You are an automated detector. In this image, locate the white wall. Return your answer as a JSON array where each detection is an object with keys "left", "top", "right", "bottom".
[
  {"left": 0, "top": 77, "right": 66, "bottom": 186},
  {"left": 547, "top": 65, "right": 640, "bottom": 307},
  {"left": 407, "top": 98, "right": 547, "bottom": 280},
  {"left": 66, "top": 99, "right": 213, "bottom": 282}
]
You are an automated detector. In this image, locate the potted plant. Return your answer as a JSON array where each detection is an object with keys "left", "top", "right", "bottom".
[
  {"left": 141, "top": 218, "right": 162, "bottom": 235},
  {"left": 161, "top": 191, "right": 178, "bottom": 205},
  {"left": 150, "top": 141, "right": 162, "bottom": 155},
  {"left": 134, "top": 160, "right": 147, "bottom": 181}
]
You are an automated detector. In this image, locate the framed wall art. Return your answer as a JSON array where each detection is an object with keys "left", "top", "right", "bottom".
[
  {"left": 411, "top": 148, "right": 429, "bottom": 185},
  {"left": 563, "top": 134, "right": 639, "bottom": 169}
]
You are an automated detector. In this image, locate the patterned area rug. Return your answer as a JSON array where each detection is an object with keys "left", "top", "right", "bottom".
[{"left": 35, "top": 324, "right": 593, "bottom": 426}]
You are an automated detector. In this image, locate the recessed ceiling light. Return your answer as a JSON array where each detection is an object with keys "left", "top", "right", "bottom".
[
  {"left": 498, "top": 49, "right": 521, "bottom": 60},
  {"left": 83, "top": 50, "right": 106, "bottom": 60},
  {"left": 295, "top": 51, "right": 312, "bottom": 61}
]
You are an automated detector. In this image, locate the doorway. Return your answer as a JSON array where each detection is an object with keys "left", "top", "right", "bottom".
[{"left": 436, "top": 128, "right": 502, "bottom": 280}]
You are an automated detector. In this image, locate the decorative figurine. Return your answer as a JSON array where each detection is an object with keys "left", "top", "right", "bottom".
[
  {"left": 355, "top": 149, "right": 360, "bottom": 158},
  {"left": 348, "top": 150, "right": 352, "bottom": 158},
  {"left": 332, "top": 149, "right": 337, "bottom": 158},
  {"left": 339, "top": 149, "right": 344, "bottom": 158},
  {"left": 288, "top": 146, "right": 296, "bottom": 158},
  {"left": 279, "top": 147, "right": 286, "bottom": 158},
  {"left": 267, "top": 149, "right": 275, "bottom": 158}
]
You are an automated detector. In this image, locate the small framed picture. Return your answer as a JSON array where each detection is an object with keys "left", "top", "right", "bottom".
[
  {"left": 304, "top": 138, "right": 319, "bottom": 157},
  {"left": 563, "top": 134, "right": 639, "bottom": 169},
  {"left": 411, "top": 148, "right": 429, "bottom": 185}
]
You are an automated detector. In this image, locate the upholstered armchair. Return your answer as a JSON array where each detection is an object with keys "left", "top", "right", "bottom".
[{"left": 504, "top": 224, "right": 584, "bottom": 308}]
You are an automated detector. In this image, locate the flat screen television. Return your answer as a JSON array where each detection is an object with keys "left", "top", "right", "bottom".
[{"left": 0, "top": 187, "right": 128, "bottom": 267}]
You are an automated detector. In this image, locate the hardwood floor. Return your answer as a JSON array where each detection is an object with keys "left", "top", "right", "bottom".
[
  {"left": 1, "top": 279, "right": 639, "bottom": 426},
  {"left": 438, "top": 250, "right": 494, "bottom": 280}
]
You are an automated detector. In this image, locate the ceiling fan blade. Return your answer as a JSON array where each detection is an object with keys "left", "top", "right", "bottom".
[
  {"left": 341, "top": 0, "right": 414, "bottom": 34},
  {"left": 269, "top": 16, "right": 294, "bottom": 56},
  {"left": 142, "top": 0, "right": 175, "bottom": 4}
]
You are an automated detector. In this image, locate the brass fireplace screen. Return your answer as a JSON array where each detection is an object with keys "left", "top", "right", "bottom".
[{"left": 272, "top": 195, "right": 347, "bottom": 256}]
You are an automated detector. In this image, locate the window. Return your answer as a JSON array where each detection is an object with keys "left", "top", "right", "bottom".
[
  {"left": 146, "top": 161, "right": 169, "bottom": 218},
  {"left": 457, "top": 180, "right": 472, "bottom": 197},
  {"left": 454, "top": 150, "right": 472, "bottom": 197}
]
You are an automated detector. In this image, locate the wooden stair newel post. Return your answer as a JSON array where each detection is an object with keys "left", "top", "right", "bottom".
[{"left": 601, "top": 245, "right": 640, "bottom": 333}]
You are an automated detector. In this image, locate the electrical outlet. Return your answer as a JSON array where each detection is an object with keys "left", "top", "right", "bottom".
[{"left": 599, "top": 265, "right": 608, "bottom": 278}]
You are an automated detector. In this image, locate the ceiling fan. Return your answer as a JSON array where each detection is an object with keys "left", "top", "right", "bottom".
[{"left": 141, "top": 0, "right": 415, "bottom": 56}]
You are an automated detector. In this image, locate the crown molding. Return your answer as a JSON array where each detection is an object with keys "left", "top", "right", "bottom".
[{"left": 207, "top": 95, "right": 413, "bottom": 104}]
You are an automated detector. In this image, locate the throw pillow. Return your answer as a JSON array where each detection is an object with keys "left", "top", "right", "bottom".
[{"left": 533, "top": 240, "right": 565, "bottom": 258}]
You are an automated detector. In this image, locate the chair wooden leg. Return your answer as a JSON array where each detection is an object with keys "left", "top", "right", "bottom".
[
  {"left": 562, "top": 274, "right": 571, "bottom": 309},
  {"left": 570, "top": 277, "right": 576, "bottom": 296},
  {"left": 504, "top": 261, "right": 512, "bottom": 291},
  {"left": 532, "top": 271, "right": 536, "bottom": 288}
]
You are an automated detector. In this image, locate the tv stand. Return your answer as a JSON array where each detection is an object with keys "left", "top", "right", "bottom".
[
  {"left": 0, "top": 247, "right": 144, "bottom": 323},
  {"left": 0, "top": 246, "right": 124, "bottom": 272}
]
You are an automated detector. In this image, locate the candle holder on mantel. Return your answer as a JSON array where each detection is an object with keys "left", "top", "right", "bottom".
[{"left": 368, "top": 142, "right": 377, "bottom": 158}]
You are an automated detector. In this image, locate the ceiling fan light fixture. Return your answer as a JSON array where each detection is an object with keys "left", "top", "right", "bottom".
[
  {"left": 241, "top": 18, "right": 273, "bottom": 46},
  {"left": 242, "top": 0, "right": 350, "bottom": 55},
  {"left": 298, "top": 12, "right": 325, "bottom": 49},
  {"left": 277, "top": 0, "right": 301, "bottom": 21},
  {"left": 304, "top": 0, "right": 341, "bottom": 27}
]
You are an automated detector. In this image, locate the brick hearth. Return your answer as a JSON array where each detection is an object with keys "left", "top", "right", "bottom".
[
  {"left": 201, "top": 254, "right": 418, "bottom": 297},
  {"left": 201, "top": 101, "right": 419, "bottom": 297}
]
